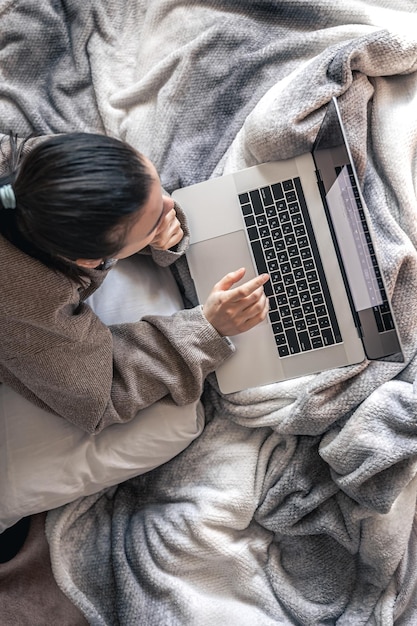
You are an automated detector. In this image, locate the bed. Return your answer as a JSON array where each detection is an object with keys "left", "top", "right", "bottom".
[{"left": 1, "top": 0, "right": 417, "bottom": 624}]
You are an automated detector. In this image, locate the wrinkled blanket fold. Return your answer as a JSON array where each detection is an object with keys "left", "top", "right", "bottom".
[{"left": 1, "top": 0, "right": 417, "bottom": 624}]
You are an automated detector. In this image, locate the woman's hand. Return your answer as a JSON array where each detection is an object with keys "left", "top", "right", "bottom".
[
  {"left": 150, "top": 203, "right": 184, "bottom": 250},
  {"left": 203, "top": 268, "right": 270, "bottom": 336}
]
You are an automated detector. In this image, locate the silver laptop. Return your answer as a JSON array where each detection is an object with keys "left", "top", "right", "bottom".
[{"left": 172, "top": 97, "right": 403, "bottom": 393}]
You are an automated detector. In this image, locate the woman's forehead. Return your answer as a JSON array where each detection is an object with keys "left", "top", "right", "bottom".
[{"left": 142, "top": 155, "right": 159, "bottom": 181}]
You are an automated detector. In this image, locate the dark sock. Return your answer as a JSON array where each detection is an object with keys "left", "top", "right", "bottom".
[{"left": 0, "top": 516, "right": 31, "bottom": 563}]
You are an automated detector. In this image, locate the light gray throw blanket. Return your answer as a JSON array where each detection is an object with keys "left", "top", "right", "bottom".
[{"left": 1, "top": 0, "right": 417, "bottom": 623}]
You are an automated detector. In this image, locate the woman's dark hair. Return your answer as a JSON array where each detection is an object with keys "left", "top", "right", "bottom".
[{"left": 0, "top": 132, "right": 154, "bottom": 279}]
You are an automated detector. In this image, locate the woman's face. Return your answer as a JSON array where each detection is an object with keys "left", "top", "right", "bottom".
[
  {"left": 114, "top": 158, "right": 175, "bottom": 260},
  {"left": 75, "top": 158, "right": 174, "bottom": 268}
]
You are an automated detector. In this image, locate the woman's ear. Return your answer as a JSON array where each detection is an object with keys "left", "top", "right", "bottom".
[{"left": 74, "top": 258, "right": 103, "bottom": 269}]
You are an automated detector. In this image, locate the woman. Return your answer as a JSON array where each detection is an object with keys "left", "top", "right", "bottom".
[{"left": 0, "top": 133, "right": 269, "bottom": 433}]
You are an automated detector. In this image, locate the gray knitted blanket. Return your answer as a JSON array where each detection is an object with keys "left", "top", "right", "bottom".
[{"left": 1, "top": 0, "right": 417, "bottom": 623}]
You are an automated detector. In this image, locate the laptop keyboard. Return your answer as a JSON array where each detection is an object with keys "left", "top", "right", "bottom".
[{"left": 238, "top": 177, "right": 342, "bottom": 358}]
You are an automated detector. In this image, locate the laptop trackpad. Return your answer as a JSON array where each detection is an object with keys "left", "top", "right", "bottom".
[
  {"left": 186, "top": 229, "right": 257, "bottom": 303},
  {"left": 186, "top": 230, "right": 285, "bottom": 393}
]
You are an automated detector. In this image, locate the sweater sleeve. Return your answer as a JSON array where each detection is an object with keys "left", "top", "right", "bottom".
[{"left": 2, "top": 296, "right": 234, "bottom": 434}]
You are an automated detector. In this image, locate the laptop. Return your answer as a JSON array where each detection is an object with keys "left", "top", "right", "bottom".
[{"left": 172, "top": 97, "right": 403, "bottom": 393}]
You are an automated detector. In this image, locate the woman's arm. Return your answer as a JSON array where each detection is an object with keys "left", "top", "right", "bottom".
[{"left": 1, "top": 294, "right": 233, "bottom": 434}]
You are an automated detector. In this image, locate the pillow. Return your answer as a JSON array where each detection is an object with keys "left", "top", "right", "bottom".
[
  {"left": 86, "top": 254, "right": 185, "bottom": 324},
  {"left": 0, "top": 255, "right": 204, "bottom": 532}
]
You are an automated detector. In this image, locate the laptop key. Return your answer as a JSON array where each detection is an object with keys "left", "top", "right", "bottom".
[
  {"left": 294, "top": 224, "right": 306, "bottom": 236},
  {"left": 283, "top": 317, "right": 294, "bottom": 329},
  {"left": 303, "top": 259, "right": 315, "bottom": 271},
  {"left": 270, "top": 271, "right": 282, "bottom": 283},
  {"left": 250, "top": 240, "right": 268, "bottom": 275},
  {"left": 297, "top": 236, "right": 309, "bottom": 248},
  {"left": 250, "top": 189, "right": 264, "bottom": 214},
  {"left": 294, "top": 268, "right": 305, "bottom": 280},
  {"left": 322, "top": 328, "right": 335, "bottom": 345},
  {"left": 288, "top": 202, "right": 300, "bottom": 215},
  {"left": 278, "top": 345, "right": 290, "bottom": 357},
  {"left": 310, "top": 282, "right": 322, "bottom": 294},
  {"left": 283, "top": 274, "right": 295, "bottom": 286},
  {"left": 300, "top": 248, "right": 312, "bottom": 260},
  {"left": 285, "top": 190, "right": 297, "bottom": 203},
  {"left": 261, "top": 186, "right": 274, "bottom": 206},
  {"left": 285, "top": 234, "right": 296, "bottom": 246},
  {"left": 269, "top": 298, "right": 278, "bottom": 314},
  {"left": 306, "top": 270, "right": 318, "bottom": 282},
  {"left": 264, "top": 281, "right": 273, "bottom": 297},
  {"left": 298, "top": 331, "right": 312, "bottom": 351},
  {"left": 275, "top": 334, "right": 287, "bottom": 346},
  {"left": 312, "top": 293, "right": 324, "bottom": 305},
  {"left": 295, "top": 319, "right": 307, "bottom": 332},
  {"left": 274, "top": 239, "right": 286, "bottom": 252},
  {"left": 311, "top": 336, "right": 324, "bottom": 349},
  {"left": 296, "top": 279, "right": 308, "bottom": 292},
  {"left": 282, "top": 179, "right": 294, "bottom": 191},
  {"left": 286, "top": 328, "right": 300, "bottom": 353},
  {"left": 271, "top": 182, "right": 284, "bottom": 200},
  {"left": 247, "top": 226, "right": 258, "bottom": 241},
  {"left": 244, "top": 215, "right": 255, "bottom": 227},
  {"left": 315, "top": 305, "right": 327, "bottom": 317},
  {"left": 319, "top": 316, "right": 330, "bottom": 329},
  {"left": 272, "top": 322, "right": 283, "bottom": 335}
]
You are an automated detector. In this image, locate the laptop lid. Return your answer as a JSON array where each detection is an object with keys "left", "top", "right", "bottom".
[{"left": 312, "top": 97, "right": 403, "bottom": 361}]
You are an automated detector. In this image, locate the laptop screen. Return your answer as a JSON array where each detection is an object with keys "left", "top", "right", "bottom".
[
  {"left": 312, "top": 97, "right": 402, "bottom": 361},
  {"left": 312, "top": 98, "right": 383, "bottom": 313}
]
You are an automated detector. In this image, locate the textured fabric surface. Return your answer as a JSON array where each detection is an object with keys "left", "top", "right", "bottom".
[{"left": 0, "top": 0, "right": 417, "bottom": 624}]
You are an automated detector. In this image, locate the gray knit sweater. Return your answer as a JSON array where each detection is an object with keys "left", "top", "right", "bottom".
[{"left": 0, "top": 205, "right": 234, "bottom": 433}]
